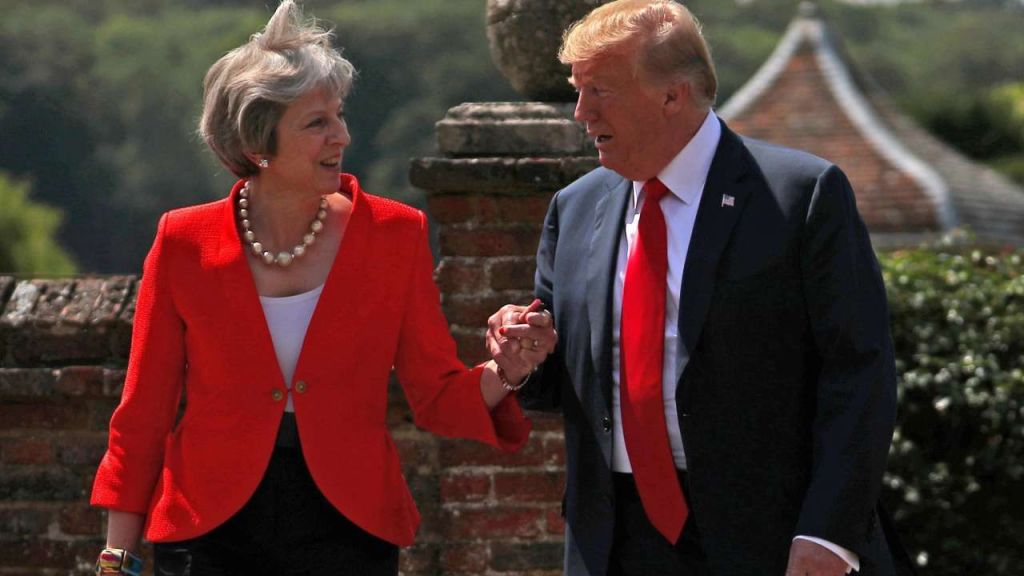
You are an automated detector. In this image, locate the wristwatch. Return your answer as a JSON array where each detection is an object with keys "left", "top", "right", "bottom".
[{"left": 95, "top": 548, "right": 143, "bottom": 576}]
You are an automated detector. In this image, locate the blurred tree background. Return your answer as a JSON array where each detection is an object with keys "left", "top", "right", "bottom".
[
  {"left": 0, "top": 171, "right": 77, "bottom": 274},
  {"left": 1, "top": 0, "right": 1022, "bottom": 273}
]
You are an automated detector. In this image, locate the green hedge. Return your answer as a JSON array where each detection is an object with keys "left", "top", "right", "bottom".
[{"left": 880, "top": 239, "right": 1024, "bottom": 575}]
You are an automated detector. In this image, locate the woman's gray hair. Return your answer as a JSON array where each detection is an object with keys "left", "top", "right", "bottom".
[{"left": 199, "top": 0, "right": 356, "bottom": 178}]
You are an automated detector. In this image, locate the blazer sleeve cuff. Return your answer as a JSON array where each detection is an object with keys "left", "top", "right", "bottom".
[
  {"left": 90, "top": 451, "right": 160, "bottom": 514},
  {"left": 464, "top": 364, "right": 532, "bottom": 453},
  {"left": 487, "top": 391, "right": 533, "bottom": 453}
]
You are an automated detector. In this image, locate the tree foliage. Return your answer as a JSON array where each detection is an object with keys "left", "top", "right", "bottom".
[
  {"left": 823, "top": 2, "right": 1024, "bottom": 182},
  {"left": 320, "top": 0, "right": 517, "bottom": 204},
  {"left": 0, "top": 0, "right": 515, "bottom": 272},
  {"left": 0, "top": 172, "right": 77, "bottom": 275},
  {"left": 0, "top": 0, "right": 1021, "bottom": 272}
]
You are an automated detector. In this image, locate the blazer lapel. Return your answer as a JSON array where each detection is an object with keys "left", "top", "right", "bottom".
[
  {"left": 293, "top": 177, "right": 370, "bottom": 384},
  {"left": 586, "top": 175, "right": 631, "bottom": 408},
  {"left": 212, "top": 175, "right": 370, "bottom": 392},
  {"left": 676, "top": 123, "right": 754, "bottom": 389},
  {"left": 214, "top": 181, "right": 287, "bottom": 388}
]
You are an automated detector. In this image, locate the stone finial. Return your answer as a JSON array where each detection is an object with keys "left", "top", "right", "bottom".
[
  {"left": 486, "top": 0, "right": 608, "bottom": 102},
  {"left": 436, "top": 102, "right": 594, "bottom": 157},
  {"left": 798, "top": 1, "right": 820, "bottom": 19}
]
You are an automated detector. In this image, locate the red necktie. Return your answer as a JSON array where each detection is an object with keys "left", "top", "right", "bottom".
[{"left": 620, "top": 178, "right": 689, "bottom": 543}]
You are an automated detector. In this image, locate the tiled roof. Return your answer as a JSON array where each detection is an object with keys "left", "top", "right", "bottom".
[{"left": 718, "top": 2, "right": 1024, "bottom": 247}]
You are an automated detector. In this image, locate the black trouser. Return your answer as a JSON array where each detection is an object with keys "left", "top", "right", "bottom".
[
  {"left": 153, "top": 415, "right": 398, "bottom": 576},
  {"left": 608, "top": 470, "right": 711, "bottom": 576}
]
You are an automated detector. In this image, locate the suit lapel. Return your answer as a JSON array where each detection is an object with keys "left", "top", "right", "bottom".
[
  {"left": 586, "top": 175, "right": 631, "bottom": 407},
  {"left": 676, "top": 123, "right": 754, "bottom": 388}
]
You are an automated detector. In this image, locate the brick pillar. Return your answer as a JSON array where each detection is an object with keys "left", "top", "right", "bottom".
[{"left": 408, "top": 102, "right": 597, "bottom": 575}]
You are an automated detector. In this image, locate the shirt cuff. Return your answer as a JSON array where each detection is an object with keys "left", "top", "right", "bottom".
[{"left": 793, "top": 535, "right": 860, "bottom": 574}]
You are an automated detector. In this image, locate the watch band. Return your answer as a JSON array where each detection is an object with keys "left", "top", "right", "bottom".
[{"left": 95, "top": 548, "right": 143, "bottom": 576}]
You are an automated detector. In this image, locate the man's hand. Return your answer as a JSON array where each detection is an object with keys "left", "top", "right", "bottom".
[
  {"left": 486, "top": 299, "right": 556, "bottom": 384},
  {"left": 784, "top": 539, "right": 850, "bottom": 576}
]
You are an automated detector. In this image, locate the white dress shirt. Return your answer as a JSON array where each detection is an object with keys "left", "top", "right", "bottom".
[
  {"left": 259, "top": 284, "right": 324, "bottom": 412},
  {"left": 607, "top": 111, "right": 857, "bottom": 573}
]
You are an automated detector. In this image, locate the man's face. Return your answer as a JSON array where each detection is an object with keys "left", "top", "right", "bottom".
[{"left": 571, "top": 51, "right": 675, "bottom": 181}]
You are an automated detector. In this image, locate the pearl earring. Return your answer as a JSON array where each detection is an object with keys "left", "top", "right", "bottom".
[{"left": 258, "top": 158, "right": 269, "bottom": 168}]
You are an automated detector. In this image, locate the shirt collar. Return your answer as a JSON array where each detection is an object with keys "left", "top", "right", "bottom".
[{"left": 632, "top": 110, "right": 722, "bottom": 206}]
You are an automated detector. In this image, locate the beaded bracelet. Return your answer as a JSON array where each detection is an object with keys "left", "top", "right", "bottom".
[
  {"left": 497, "top": 364, "right": 533, "bottom": 392},
  {"left": 95, "top": 548, "right": 143, "bottom": 576}
]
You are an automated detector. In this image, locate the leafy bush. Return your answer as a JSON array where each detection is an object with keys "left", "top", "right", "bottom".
[
  {"left": 880, "top": 238, "right": 1024, "bottom": 575},
  {"left": 0, "top": 172, "right": 76, "bottom": 275}
]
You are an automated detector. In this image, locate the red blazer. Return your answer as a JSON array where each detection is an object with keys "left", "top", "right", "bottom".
[{"left": 91, "top": 174, "right": 531, "bottom": 546}]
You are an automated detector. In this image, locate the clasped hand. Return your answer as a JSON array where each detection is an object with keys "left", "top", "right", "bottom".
[{"left": 486, "top": 299, "right": 557, "bottom": 386}]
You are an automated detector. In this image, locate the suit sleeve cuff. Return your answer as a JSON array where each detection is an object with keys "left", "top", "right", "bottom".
[{"left": 793, "top": 535, "right": 860, "bottom": 573}]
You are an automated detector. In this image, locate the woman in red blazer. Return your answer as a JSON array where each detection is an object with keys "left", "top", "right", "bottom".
[{"left": 90, "top": 2, "right": 556, "bottom": 575}]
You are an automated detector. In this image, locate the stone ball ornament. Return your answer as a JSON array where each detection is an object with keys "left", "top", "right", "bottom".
[{"left": 486, "top": 0, "right": 609, "bottom": 102}]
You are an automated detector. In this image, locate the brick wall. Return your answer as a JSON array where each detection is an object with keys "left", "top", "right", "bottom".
[
  {"left": 0, "top": 277, "right": 132, "bottom": 575},
  {"left": 0, "top": 278, "right": 568, "bottom": 576}
]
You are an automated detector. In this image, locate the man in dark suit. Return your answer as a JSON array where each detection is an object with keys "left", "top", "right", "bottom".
[{"left": 489, "top": 1, "right": 905, "bottom": 575}]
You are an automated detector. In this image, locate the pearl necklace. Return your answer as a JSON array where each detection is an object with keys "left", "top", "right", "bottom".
[{"left": 237, "top": 181, "right": 328, "bottom": 267}]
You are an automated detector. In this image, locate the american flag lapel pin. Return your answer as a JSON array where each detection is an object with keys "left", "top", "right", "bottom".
[{"left": 721, "top": 194, "right": 735, "bottom": 208}]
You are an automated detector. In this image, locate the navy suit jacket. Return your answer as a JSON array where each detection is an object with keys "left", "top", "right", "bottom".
[{"left": 519, "top": 121, "right": 901, "bottom": 575}]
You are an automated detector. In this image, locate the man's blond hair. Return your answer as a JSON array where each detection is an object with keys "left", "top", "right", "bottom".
[{"left": 559, "top": 0, "right": 717, "bottom": 109}]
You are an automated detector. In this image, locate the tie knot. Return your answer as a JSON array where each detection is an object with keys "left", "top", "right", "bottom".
[{"left": 644, "top": 178, "right": 669, "bottom": 204}]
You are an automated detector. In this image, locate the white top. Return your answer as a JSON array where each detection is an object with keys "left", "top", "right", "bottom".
[
  {"left": 607, "top": 111, "right": 857, "bottom": 572},
  {"left": 259, "top": 284, "right": 324, "bottom": 412}
]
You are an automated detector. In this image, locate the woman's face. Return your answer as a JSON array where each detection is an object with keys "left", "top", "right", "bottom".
[{"left": 265, "top": 86, "right": 350, "bottom": 196}]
